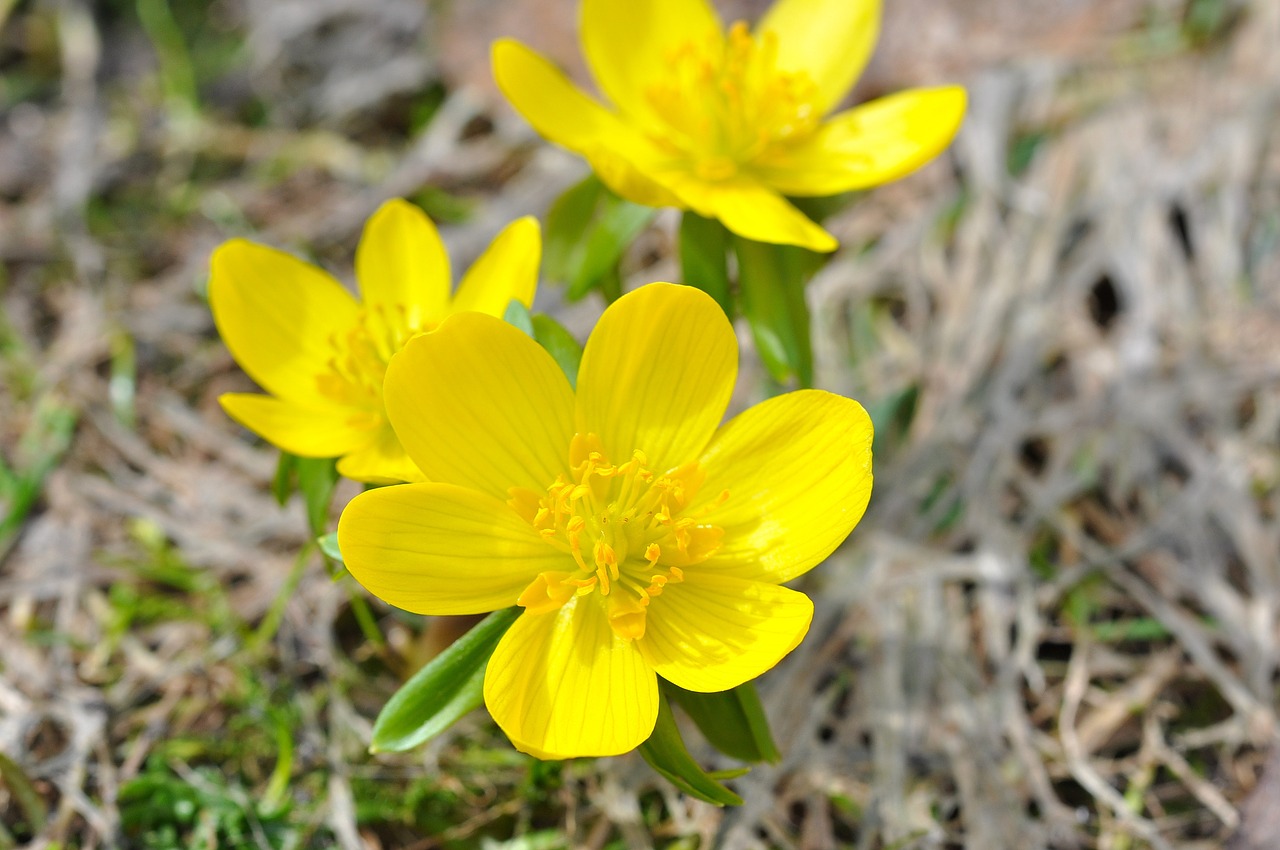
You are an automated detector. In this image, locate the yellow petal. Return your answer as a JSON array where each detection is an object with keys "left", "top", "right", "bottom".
[
  {"left": 490, "top": 39, "right": 682, "bottom": 209},
  {"left": 669, "top": 177, "right": 836, "bottom": 251},
  {"left": 758, "top": 0, "right": 880, "bottom": 116},
  {"left": 484, "top": 596, "right": 659, "bottom": 758},
  {"left": 580, "top": 0, "right": 722, "bottom": 121},
  {"left": 576, "top": 283, "right": 736, "bottom": 473},
  {"left": 490, "top": 39, "right": 639, "bottom": 158},
  {"left": 219, "top": 393, "right": 373, "bottom": 457},
  {"left": 449, "top": 216, "right": 540, "bottom": 318},
  {"left": 208, "top": 239, "right": 360, "bottom": 404},
  {"left": 587, "top": 147, "right": 685, "bottom": 209},
  {"left": 337, "top": 483, "right": 564, "bottom": 614},
  {"left": 335, "top": 422, "right": 426, "bottom": 484},
  {"left": 383, "top": 312, "right": 574, "bottom": 502},
  {"left": 754, "top": 86, "right": 967, "bottom": 196},
  {"left": 693, "top": 390, "right": 873, "bottom": 584},
  {"left": 354, "top": 199, "right": 451, "bottom": 328},
  {"left": 637, "top": 573, "right": 813, "bottom": 692}
]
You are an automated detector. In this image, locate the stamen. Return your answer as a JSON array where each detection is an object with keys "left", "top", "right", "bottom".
[
  {"left": 517, "top": 571, "right": 575, "bottom": 614},
  {"left": 593, "top": 540, "right": 617, "bottom": 574},
  {"left": 313, "top": 304, "right": 441, "bottom": 410},
  {"left": 644, "top": 543, "right": 661, "bottom": 566},
  {"left": 642, "top": 20, "right": 821, "bottom": 174},
  {"left": 518, "top": 433, "right": 723, "bottom": 622}
]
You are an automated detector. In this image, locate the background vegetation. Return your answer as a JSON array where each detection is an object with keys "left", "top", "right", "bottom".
[{"left": 1, "top": 0, "right": 1278, "bottom": 847}]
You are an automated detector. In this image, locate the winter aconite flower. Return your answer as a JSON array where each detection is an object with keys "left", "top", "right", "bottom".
[
  {"left": 337, "top": 283, "right": 873, "bottom": 758},
  {"left": 210, "top": 200, "right": 540, "bottom": 483},
  {"left": 492, "top": 0, "right": 965, "bottom": 252}
]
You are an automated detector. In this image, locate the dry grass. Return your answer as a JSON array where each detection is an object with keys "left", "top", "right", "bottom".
[{"left": 1, "top": 0, "right": 1279, "bottom": 848}]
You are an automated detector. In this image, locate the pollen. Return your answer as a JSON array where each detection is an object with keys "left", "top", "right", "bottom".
[
  {"left": 512, "top": 432, "right": 726, "bottom": 640},
  {"left": 643, "top": 20, "right": 821, "bottom": 177}
]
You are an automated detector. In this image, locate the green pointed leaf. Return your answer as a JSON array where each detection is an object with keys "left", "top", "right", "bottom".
[
  {"left": 0, "top": 751, "right": 46, "bottom": 837},
  {"left": 316, "top": 531, "right": 342, "bottom": 563},
  {"left": 371, "top": 607, "right": 521, "bottom": 753},
  {"left": 272, "top": 451, "right": 296, "bottom": 507},
  {"left": 531, "top": 314, "right": 583, "bottom": 388},
  {"left": 638, "top": 693, "right": 744, "bottom": 806},
  {"left": 866, "top": 384, "right": 919, "bottom": 457},
  {"left": 679, "top": 212, "right": 731, "bottom": 316},
  {"left": 568, "top": 198, "right": 654, "bottom": 301},
  {"left": 734, "top": 237, "right": 824, "bottom": 387},
  {"left": 0, "top": 398, "right": 76, "bottom": 546},
  {"left": 594, "top": 261, "right": 624, "bottom": 304},
  {"left": 666, "top": 681, "right": 780, "bottom": 764},
  {"left": 543, "top": 175, "right": 605, "bottom": 284},
  {"left": 295, "top": 456, "right": 339, "bottom": 537},
  {"left": 274, "top": 452, "right": 339, "bottom": 536},
  {"left": 503, "top": 299, "right": 535, "bottom": 337},
  {"left": 543, "top": 175, "right": 655, "bottom": 301},
  {"left": 790, "top": 192, "right": 858, "bottom": 225}
]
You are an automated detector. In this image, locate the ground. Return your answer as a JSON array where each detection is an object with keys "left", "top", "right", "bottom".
[{"left": 1, "top": 0, "right": 1279, "bottom": 848}]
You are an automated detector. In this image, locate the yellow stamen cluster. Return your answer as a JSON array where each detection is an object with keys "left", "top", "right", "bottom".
[
  {"left": 511, "top": 433, "right": 727, "bottom": 640},
  {"left": 315, "top": 304, "right": 424, "bottom": 410},
  {"left": 644, "top": 21, "right": 821, "bottom": 180}
]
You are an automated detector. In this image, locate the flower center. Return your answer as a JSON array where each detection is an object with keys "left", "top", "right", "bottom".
[
  {"left": 643, "top": 21, "right": 821, "bottom": 179},
  {"left": 510, "top": 433, "right": 727, "bottom": 641},
  {"left": 316, "top": 304, "right": 428, "bottom": 410}
]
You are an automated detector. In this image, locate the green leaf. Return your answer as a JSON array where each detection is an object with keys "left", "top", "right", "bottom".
[
  {"left": 0, "top": 751, "right": 46, "bottom": 837},
  {"left": 594, "top": 261, "right": 624, "bottom": 304},
  {"left": 638, "top": 693, "right": 744, "bottom": 806},
  {"left": 0, "top": 397, "right": 76, "bottom": 547},
  {"left": 410, "top": 182, "right": 473, "bottom": 224},
  {"left": 295, "top": 456, "right": 339, "bottom": 538},
  {"left": 503, "top": 299, "right": 535, "bottom": 337},
  {"left": 665, "top": 681, "right": 780, "bottom": 764},
  {"left": 316, "top": 531, "right": 342, "bottom": 563},
  {"left": 570, "top": 198, "right": 654, "bottom": 301},
  {"left": 371, "top": 607, "right": 521, "bottom": 753},
  {"left": 272, "top": 451, "right": 339, "bottom": 535},
  {"left": 531, "top": 314, "right": 583, "bottom": 388},
  {"left": 866, "top": 384, "right": 919, "bottom": 457},
  {"left": 136, "top": 0, "right": 199, "bottom": 111},
  {"left": 679, "top": 212, "right": 732, "bottom": 316},
  {"left": 543, "top": 175, "right": 655, "bottom": 301},
  {"left": 109, "top": 330, "right": 137, "bottom": 427},
  {"left": 790, "top": 192, "right": 857, "bottom": 225},
  {"left": 272, "top": 452, "right": 296, "bottom": 506},
  {"left": 543, "top": 175, "right": 605, "bottom": 284},
  {"left": 734, "top": 237, "right": 825, "bottom": 387}
]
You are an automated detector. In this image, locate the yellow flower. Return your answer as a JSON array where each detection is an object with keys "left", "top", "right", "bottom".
[
  {"left": 491, "top": 0, "right": 965, "bottom": 253},
  {"left": 337, "top": 283, "right": 873, "bottom": 758},
  {"left": 210, "top": 200, "right": 540, "bottom": 484}
]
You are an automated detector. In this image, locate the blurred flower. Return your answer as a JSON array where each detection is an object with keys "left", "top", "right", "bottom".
[
  {"left": 338, "top": 283, "right": 873, "bottom": 758},
  {"left": 210, "top": 200, "right": 540, "bottom": 483},
  {"left": 492, "top": 0, "right": 965, "bottom": 252}
]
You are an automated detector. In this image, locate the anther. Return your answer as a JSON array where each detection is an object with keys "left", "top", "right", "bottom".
[{"left": 593, "top": 539, "right": 616, "bottom": 570}]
